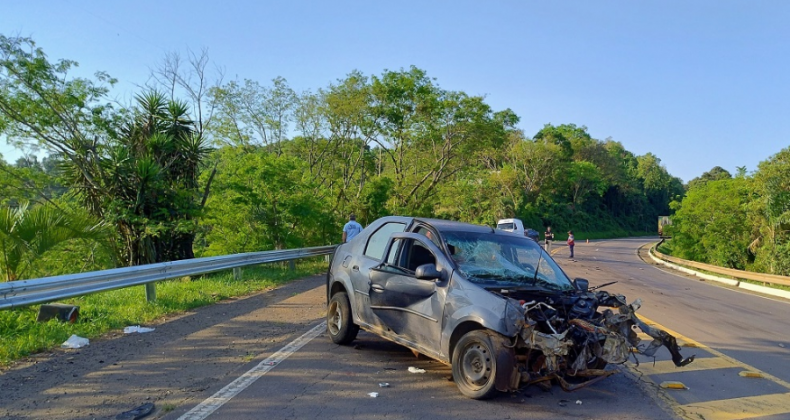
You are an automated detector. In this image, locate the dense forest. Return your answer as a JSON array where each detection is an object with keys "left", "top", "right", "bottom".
[
  {"left": 665, "top": 157, "right": 790, "bottom": 276},
  {"left": 2, "top": 34, "right": 745, "bottom": 282}
]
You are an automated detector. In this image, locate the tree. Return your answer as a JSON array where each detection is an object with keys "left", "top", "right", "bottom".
[
  {"left": 0, "top": 36, "right": 210, "bottom": 266},
  {"left": 208, "top": 77, "right": 296, "bottom": 154},
  {"left": 0, "top": 202, "right": 109, "bottom": 281},
  {"left": 566, "top": 161, "right": 606, "bottom": 208},
  {"left": 497, "top": 137, "right": 563, "bottom": 211},
  {"left": 687, "top": 166, "right": 732, "bottom": 190},
  {"left": 668, "top": 178, "right": 751, "bottom": 268},
  {"left": 199, "top": 147, "right": 332, "bottom": 254},
  {"left": 89, "top": 91, "right": 211, "bottom": 265},
  {"left": 748, "top": 148, "right": 790, "bottom": 275}
]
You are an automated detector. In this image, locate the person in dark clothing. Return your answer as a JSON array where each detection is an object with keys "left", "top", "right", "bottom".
[{"left": 544, "top": 226, "right": 554, "bottom": 251}]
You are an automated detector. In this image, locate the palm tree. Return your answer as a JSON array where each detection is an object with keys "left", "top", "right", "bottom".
[{"left": 0, "top": 203, "right": 109, "bottom": 281}]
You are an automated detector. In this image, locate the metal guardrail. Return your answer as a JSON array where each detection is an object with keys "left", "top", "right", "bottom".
[
  {"left": 0, "top": 245, "right": 336, "bottom": 310},
  {"left": 651, "top": 246, "right": 790, "bottom": 287}
]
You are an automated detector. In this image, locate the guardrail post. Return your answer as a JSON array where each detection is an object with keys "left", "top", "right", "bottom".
[
  {"left": 289, "top": 260, "right": 296, "bottom": 271},
  {"left": 233, "top": 267, "right": 242, "bottom": 280},
  {"left": 145, "top": 283, "right": 156, "bottom": 302}
]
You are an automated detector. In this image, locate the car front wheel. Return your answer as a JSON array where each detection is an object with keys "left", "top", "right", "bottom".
[
  {"left": 452, "top": 330, "right": 500, "bottom": 399},
  {"left": 327, "top": 291, "right": 359, "bottom": 345}
]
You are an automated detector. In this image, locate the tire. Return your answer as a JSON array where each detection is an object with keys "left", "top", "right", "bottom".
[
  {"left": 327, "top": 291, "right": 359, "bottom": 345},
  {"left": 451, "top": 330, "right": 500, "bottom": 399}
]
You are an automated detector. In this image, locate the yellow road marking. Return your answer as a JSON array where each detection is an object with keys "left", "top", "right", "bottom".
[
  {"left": 630, "top": 315, "right": 790, "bottom": 420},
  {"left": 679, "top": 392, "right": 790, "bottom": 420},
  {"left": 636, "top": 315, "right": 790, "bottom": 390},
  {"left": 631, "top": 357, "right": 738, "bottom": 376}
]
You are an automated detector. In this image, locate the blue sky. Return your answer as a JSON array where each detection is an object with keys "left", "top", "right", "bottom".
[{"left": 2, "top": 1, "right": 788, "bottom": 183}]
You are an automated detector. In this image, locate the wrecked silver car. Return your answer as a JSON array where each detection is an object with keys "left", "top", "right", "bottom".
[{"left": 326, "top": 217, "right": 694, "bottom": 399}]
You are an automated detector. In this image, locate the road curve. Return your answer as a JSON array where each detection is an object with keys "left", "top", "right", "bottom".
[{"left": 554, "top": 237, "right": 790, "bottom": 420}]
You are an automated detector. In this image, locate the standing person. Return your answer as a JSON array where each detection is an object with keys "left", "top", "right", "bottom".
[
  {"left": 342, "top": 213, "right": 363, "bottom": 243},
  {"left": 544, "top": 226, "right": 554, "bottom": 251},
  {"left": 567, "top": 230, "right": 575, "bottom": 258}
]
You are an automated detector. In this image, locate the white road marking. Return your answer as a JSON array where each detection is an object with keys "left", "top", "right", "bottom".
[{"left": 177, "top": 321, "right": 327, "bottom": 420}]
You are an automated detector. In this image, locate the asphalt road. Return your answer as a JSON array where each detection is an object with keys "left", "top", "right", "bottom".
[
  {"left": 2, "top": 238, "right": 789, "bottom": 420},
  {"left": 554, "top": 238, "right": 790, "bottom": 420}
]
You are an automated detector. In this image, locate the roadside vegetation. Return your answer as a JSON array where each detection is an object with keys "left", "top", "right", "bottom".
[
  {"left": 1, "top": 34, "right": 683, "bottom": 282},
  {"left": 6, "top": 33, "right": 780, "bottom": 362},
  {"left": 0, "top": 259, "right": 326, "bottom": 366},
  {"left": 663, "top": 155, "right": 790, "bottom": 277}
]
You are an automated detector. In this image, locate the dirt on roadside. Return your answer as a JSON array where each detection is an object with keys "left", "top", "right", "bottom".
[{"left": 0, "top": 275, "right": 327, "bottom": 420}]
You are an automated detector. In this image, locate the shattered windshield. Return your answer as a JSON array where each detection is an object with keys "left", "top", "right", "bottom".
[{"left": 443, "top": 230, "right": 574, "bottom": 291}]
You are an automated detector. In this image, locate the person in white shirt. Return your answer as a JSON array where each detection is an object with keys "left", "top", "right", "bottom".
[{"left": 342, "top": 213, "right": 363, "bottom": 243}]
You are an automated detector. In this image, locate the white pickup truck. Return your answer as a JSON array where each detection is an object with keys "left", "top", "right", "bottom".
[{"left": 496, "top": 218, "right": 539, "bottom": 241}]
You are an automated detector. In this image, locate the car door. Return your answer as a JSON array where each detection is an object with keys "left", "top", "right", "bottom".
[
  {"left": 346, "top": 221, "right": 407, "bottom": 326},
  {"left": 368, "top": 232, "right": 450, "bottom": 350}
]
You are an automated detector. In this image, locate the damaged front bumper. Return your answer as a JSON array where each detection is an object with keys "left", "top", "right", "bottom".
[{"left": 496, "top": 292, "right": 695, "bottom": 393}]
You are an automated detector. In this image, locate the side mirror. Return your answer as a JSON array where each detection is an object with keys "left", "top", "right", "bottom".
[
  {"left": 573, "top": 278, "right": 590, "bottom": 292},
  {"left": 415, "top": 263, "right": 443, "bottom": 281}
]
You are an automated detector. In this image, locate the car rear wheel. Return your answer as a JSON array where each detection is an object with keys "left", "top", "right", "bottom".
[
  {"left": 327, "top": 291, "right": 359, "bottom": 345},
  {"left": 452, "top": 330, "right": 499, "bottom": 399}
]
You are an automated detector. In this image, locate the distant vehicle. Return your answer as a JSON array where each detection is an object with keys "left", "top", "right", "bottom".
[
  {"left": 658, "top": 216, "right": 672, "bottom": 237},
  {"left": 496, "top": 218, "right": 539, "bottom": 242}
]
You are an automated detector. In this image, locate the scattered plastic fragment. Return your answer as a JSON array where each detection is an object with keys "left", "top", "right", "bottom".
[
  {"left": 123, "top": 326, "right": 155, "bottom": 334},
  {"left": 115, "top": 402, "right": 154, "bottom": 420},
  {"left": 659, "top": 381, "right": 688, "bottom": 390},
  {"left": 576, "top": 400, "right": 582, "bottom": 405},
  {"left": 379, "top": 383, "right": 390, "bottom": 387},
  {"left": 367, "top": 392, "right": 378, "bottom": 398},
  {"left": 262, "top": 361, "right": 277, "bottom": 366},
  {"left": 408, "top": 367, "right": 426, "bottom": 373},
  {"left": 739, "top": 371, "right": 763, "bottom": 378},
  {"left": 558, "top": 399, "right": 569, "bottom": 407},
  {"left": 780, "top": 343, "right": 786, "bottom": 348},
  {"left": 61, "top": 335, "right": 89, "bottom": 349}
]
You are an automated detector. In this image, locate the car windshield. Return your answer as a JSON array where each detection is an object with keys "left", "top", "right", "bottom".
[{"left": 443, "top": 230, "right": 574, "bottom": 291}]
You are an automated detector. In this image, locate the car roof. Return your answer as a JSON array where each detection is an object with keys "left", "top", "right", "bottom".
[{"left": 415, "top": 218, "right": 496, "bottom": 234}]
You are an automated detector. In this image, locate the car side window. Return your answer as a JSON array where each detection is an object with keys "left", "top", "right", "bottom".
[
  {"left": 391, "top": 238, "right": 437, "bottom": 273},
  {"left": 364, "top": 222, "right": 406, "bottom": 260}
]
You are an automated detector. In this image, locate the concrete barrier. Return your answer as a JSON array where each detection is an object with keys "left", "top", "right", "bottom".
[{"left": 648, "top": 246, "right": 790, "bottom": 300}]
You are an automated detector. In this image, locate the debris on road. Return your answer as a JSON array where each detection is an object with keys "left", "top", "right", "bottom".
[
  {"left": 659, "top": 381, "right": 688, "bottom": 390},
  {"left": 367, "top": 392, "right": 379, "bottom": 398},
  {"left": 61, "top": 335, "right": 89, "bottom": 349},
  {"left": 115, "top": 402, "right": 154, "bottom": 420},
  {"left": 378, "top": 382, "right": 390, "bottom": 387},
  {"left": 123, "top": 326, "right": 155, "bottom": 334},
  {"left": 408, "top": 366, "right": 426, "bottom": 373}
]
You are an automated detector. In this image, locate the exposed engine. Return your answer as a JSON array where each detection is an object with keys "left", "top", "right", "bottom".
[{"left": 492, "top": 287, "right": 695, "bottom": 392}]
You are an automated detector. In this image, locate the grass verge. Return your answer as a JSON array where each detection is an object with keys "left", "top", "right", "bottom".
[{"left": 0, "top": 258, "right": 328, "bottom": 367}]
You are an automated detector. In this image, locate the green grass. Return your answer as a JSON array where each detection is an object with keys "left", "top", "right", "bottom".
[{"left": 0, "top": 258, "right": 328, "bottom": 366}]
